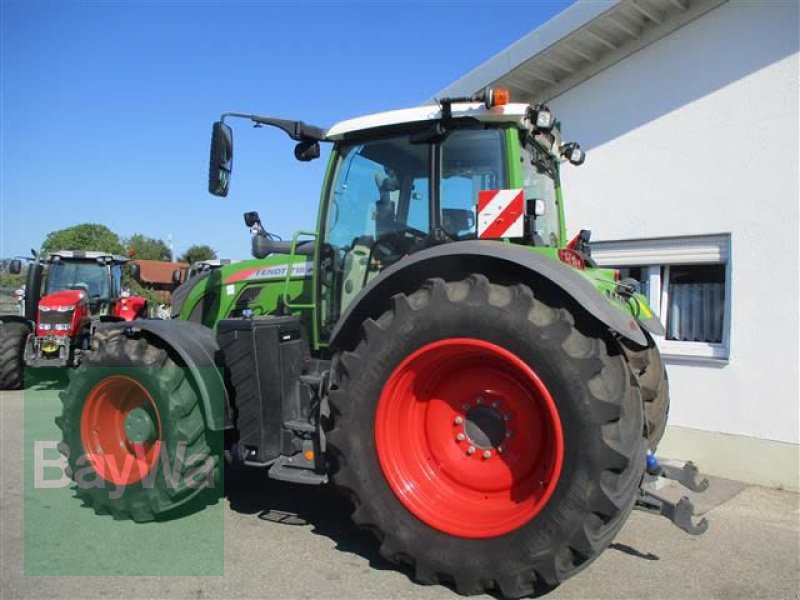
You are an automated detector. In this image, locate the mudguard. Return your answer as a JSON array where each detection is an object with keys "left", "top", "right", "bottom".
[
  {"left": 96, "top": 319, "right": 231, "bottom": 430},
  {"left": 330, "top": 240, "right": 648, "bottom": 350},
  {"left": 0, "top": 315, "right": 33, "bottom": 330}
]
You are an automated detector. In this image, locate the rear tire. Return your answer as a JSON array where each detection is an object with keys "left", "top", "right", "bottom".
[
  {"left": 625, "top": 333, "right": 670, "bottom": 451},
  {"left": 328, "top": 275, "right": 646, "bottom": 597},
  {"left": 0, "top": 321, "right": 28, "bottom": 390},
  {"left": 55, "top": 329, "right": 221, "bottom": 521}
]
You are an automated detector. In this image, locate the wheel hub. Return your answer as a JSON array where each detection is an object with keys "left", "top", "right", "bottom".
[
  {"left": 124, "top": 407, "right": 157, "bottom": 444},
  {"left": 463, "top": 404, "right": 506, "bottom": 449}
]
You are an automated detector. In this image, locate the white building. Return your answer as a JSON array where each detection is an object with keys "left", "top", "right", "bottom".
[{"left": 436, "top": 0, "right": 798, "bottom": 490}]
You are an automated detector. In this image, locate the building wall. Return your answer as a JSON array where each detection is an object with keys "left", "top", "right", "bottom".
[{"left": 547, "top": 1, "right": 798, "bottom": 485}]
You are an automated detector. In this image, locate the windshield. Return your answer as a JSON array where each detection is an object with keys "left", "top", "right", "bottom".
[
  {"left": 46, "top": 260, "right": 110, "bottom": 300},
  {"left": 522, "top": 141, "right": 560, "bottom": 247}
]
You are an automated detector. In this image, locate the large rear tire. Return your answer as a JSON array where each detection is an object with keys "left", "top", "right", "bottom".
[
  {"left": 327, "top": 275, "right": 646, "bottom": 597},
  {"left": 55, "top": 329, "right": 221, "bottom": 521},
  {"left": 625, "top": 333, "right": 670, "bottom": 451},
  {"left": 0, "top": 321, "right": 28, "bottom": 390}
]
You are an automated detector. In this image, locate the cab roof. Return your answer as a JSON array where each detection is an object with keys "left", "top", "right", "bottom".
[
  {"left": 325, "top": 102, "right": 531, "bottom": 140},
  {"left": 49, "top": 250, "right": 128, "bottom": 264}
]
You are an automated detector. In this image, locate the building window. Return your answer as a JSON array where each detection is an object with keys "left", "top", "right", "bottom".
[{"left": 592, "top": 234, "right": 731, "bottom": 361}]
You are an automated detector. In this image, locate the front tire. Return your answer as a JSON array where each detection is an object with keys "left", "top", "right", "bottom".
[
  {"left": 56, "top": 329, "right": 221, "bottom": 521},
  {"left": 0, "top": 321, "right": 29, "bottom": 390},
  {"left": 328, "top": 275, "right": 646, "bottom": 597}
]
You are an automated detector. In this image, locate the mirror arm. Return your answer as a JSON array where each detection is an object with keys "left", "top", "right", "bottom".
[{"left": 220, "top": 113, "right": 327, "bottom": 142}]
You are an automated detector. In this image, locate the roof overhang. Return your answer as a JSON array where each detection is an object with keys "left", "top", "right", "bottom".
[{"left": 432, "top": 0, "right": 729, "bottom": 104}]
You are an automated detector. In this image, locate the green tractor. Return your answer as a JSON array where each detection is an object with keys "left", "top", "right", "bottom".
[{"left": 57, "top": 88, "right": 707, "bottom": 596}]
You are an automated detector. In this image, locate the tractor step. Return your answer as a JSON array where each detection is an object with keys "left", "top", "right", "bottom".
[
  {"left": 636, "top": 455, "right": 709, "bottom": 535},
  {"left": 268, "top": 454, "right": 328, "bottom": 485}
]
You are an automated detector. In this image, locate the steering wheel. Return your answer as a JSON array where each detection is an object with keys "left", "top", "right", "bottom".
[{"left": 373, "top": 226, "right": 429, "bottom": 264}]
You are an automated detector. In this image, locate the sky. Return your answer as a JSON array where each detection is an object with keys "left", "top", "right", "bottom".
[{"left": 1, "top": 0, "right": 576, "bottom": 261}]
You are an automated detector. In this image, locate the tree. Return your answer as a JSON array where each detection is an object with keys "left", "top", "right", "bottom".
[
  {"left": 125, "top": 234, "right": 171, "bottom": 261},
  {"left": 41, "top": 224, "right": 124, "bottom": 255},
  {"left": 179, "top": 245, "right": 216, "bottom": 264}
]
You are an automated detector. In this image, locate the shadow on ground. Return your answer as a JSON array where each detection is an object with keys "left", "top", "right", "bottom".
[
  {"left": 25, "top": 368, "right": 70, "bottom": 391},
  {"left": 225, "top": 464, "right": 405, "bottom": 575},
  {"left": 224, "top": 465, "right": 665, "bottom": 598}
]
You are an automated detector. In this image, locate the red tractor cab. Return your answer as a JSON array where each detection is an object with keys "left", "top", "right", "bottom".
[{"left": 22, "top": 250, "right": 148, "bottom": 368}]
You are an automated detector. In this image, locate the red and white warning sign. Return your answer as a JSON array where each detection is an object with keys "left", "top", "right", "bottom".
[{"left": 477, "top": 189, "right": 525, "bottom": 239}]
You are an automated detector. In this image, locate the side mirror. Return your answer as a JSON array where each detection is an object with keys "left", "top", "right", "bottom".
[
  {"left": 209, "top": 121, "right": 233, "bottom": 197},
  {"left": 172, "top": 269, "right": 183, "bottom": 285},
  {"left": 130, "top": 263, "right": 141, "bottom": 281},
  {"left": 294, "top": 140, "right": 320, "bottom": 162},
  {"left": 8, "top": 259, "right": 21, "bottom": 275},
  {"left": 244, "top": 211, "right": 261, "bottom": 228}
]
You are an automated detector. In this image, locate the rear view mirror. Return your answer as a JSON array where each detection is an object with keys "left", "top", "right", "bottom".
[
  {"left": 172, "top": 269, "right": 183, "bottom": 285},
  {"left": 8, "top": 259, "right": 21, "bottom": 274},
  {"left": 294, "top": 140, "right": 320, "bottom": 162},
  {"left": 130, "top": 263, "right": 141, "bottom": 281},
  {"left": 209, "top": 121, "right": 233, "bottom": 196}
]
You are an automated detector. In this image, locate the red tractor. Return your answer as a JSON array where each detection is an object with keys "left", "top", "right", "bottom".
[{"left": 0, "top": 250, "right": 148, "bottom": 389}]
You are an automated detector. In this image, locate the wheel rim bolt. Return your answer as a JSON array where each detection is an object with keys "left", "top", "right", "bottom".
[
  {"left": 467, "top": 446, "right": 476, "bottom": 455},
  {"left": 503, "top": 414, "right": 512, "bottom": 421},
  {"left": 454, "top": 416, "right": 464, "bottom": 425},
  {"left": 462, "top": 403, "right": 470, "bottom": 411},
  {"left": 492, "top": 401, "right": 499, "bottom": 408},
  {"left": 476, "top": 396, "right": 484, "bottom": 404},
  {"left": 497, "top": 446, "right": 505, "bottom": 454},
  {"left": 506, "top": 431, "right": 514, "bottom": 438},
  {"left": 456, "top": 433, "right": 466, "bottom": 442},
  {"left": 482, "top": 450, "right": 491, "bottom": 459}
]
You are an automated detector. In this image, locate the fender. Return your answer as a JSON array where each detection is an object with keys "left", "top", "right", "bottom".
[
  {"left": 96, "top": 319, "right": 231, "bottom": 430},
  {"left": 0, "top": 315, "right": 33, "bottom": 330},
  {"left": 330, "top": 240, "right": 647, "bottom": 350}
]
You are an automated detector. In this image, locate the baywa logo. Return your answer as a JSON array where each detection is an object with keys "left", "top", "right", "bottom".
[{"left": 35, "top": 440, "right": 216, "bottom": 499}]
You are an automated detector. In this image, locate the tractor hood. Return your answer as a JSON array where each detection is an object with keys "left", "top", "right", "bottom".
[{"left": 39, "top": 289, "right": 87, "bottom": 310}]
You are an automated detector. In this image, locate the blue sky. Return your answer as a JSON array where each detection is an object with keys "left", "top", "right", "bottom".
[{"left": 1, "top": 0, "right": 575, "bottom": 261}]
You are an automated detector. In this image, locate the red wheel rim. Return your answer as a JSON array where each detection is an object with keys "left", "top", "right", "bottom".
[
  {"left": 80, "top": 375, "right": 162, "bottom": 485},
  {"left": 375, "top": 338, "right": 564, "bottom": 538}
]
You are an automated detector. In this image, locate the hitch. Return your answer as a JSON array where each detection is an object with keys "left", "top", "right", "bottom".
[{"left": 636, "top": 454, "right": 709, "bottom": 535}]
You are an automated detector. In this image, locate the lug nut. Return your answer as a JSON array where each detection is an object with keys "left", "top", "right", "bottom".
[
  {"left": 456, "top": 433, "right": 466, "bottom": 442},
  {"left": 497, "top": 446, "right": 505, "bottom": 454},
  {"left": 503, "top": 414, "right": 512, "bottom": 421},
  {"left": 476, "top": 396, "right": 484, "bottom": 404},
  {"left": 506, "top": 430, "right": 514, "bottom": 438},
  {"left": 467, "top": 446, "right": 476, "bottom": 455},
  {"left": 454, "top": 416, "right": 464, "bottom": 425},
  {"left": 482, "top": 450, "right": 491, "bottom": 459},
  {"left": 462, "top": 403, "right": 470, "bottom": 411},
  {"left": 492, "top": 401, "right": 500, "bottom": 408}
]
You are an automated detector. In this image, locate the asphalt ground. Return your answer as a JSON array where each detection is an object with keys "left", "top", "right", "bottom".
[{"left": 1, "top": 383, "right": 798, "bottom": 599}]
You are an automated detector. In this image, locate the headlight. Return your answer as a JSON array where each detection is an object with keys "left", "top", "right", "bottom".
[
  {"left": 529, "top": 104, "right": 555, "bottom": 132},
  {"left": 55, "top": 305, "right": 74, "bottom": 312},
  {"left": 39, "top": 324, "right": 52, "bottom": 330},
  {"left": 561, "top": 142, "right": 586, "bottom": 166},
  {"left": 54, "top": 324, "right": 71, "bottom": 331},
  {"left": 39, "top": 306, "right": 51, "bottom": 312}
]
